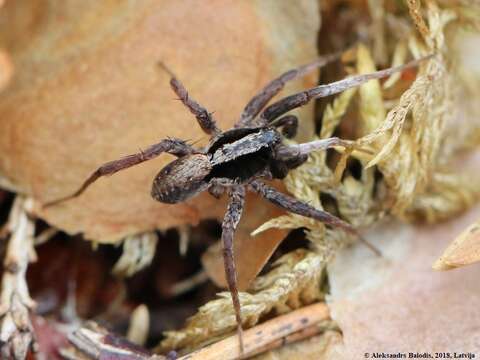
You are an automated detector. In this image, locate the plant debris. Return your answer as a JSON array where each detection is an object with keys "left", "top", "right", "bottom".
[
  {"left": 433, "top": 220, "right": 480, "bottom": 270},
  {"left": 0, "top": 197, "right": 37, "bottom": 359},
  {"left": 160, "top": 250, "right": 326, "bottom": 353},
  {"left": 0, "top": 1, "right": 479, "bottom": 359},
  {"left": 173, "top": 302, "right": 332, "bottom": 360}
]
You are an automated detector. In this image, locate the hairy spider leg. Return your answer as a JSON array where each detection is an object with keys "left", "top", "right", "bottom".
[
  {"left": 158, "top": 62, "right": 221, "bottom": 136},
  {"left": 222, "top": 185, "right": 246, "bottom": 354},
  {"left": 43, "top": 138, "right": 194, "bottom": 207},
  {"left": 236, "top": 52, "right": 341, "bottom": 128},
  {"left": 271, "top": 137, "right": 355, "bottom": 181},
  {"left": 275, "top": 137, "right": 357, "bottom": 162},
  {"left": 259, "top": 55, "right": 433, "bottom": 123},
  {"left": 249, "top": 180, "right": 381, "bottom": 256}
]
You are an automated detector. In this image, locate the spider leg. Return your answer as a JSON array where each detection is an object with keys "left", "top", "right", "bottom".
[
  {"left": 249, "top": 180, "right": 381, "bottom": 255},
  {"left": 208, "top": 184, "right": 225, "bottom": 199},
  {"left": 222, "top": 185, "right": 246, "bottom": 354},
  {"left": 158, "top": 62, "right": 221, "bottom": 136},
  {"left": 271, "top": 115, "right": 298, "bottom": 139},
  {"left": 207, "top": 177, "right": 237, "bottom": 198},
  {"left": 275, "top": 137, "right": 355, "bottom": 162},
  {"left": 259, "top": 55, "right": 433, "bottom": 123},
  {"left": 44, "top": 138, "right": 195, "bottom": 207},
  {"left": 236, "top": 52, "right": 341, "bottom": 128},
  {"left": 272, "top": 137, "right": 353, "bottom": 177}
]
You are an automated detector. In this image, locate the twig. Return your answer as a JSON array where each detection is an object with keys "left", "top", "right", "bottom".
[
  {"left": 0, "top": 196, "right": 37, "bottom": 359},
  {"left": 177, "top": 225, "right": 190, "bottom": 256},
  {"left": 34, "top": 227, "right": 59, "bottom": 246},
  {"left": 62, "top": 322, "right": 169, "bottom": 360},
  {"left": 127, "top": 304, "right": 150, "bottom": 346},
  {"left": 247, "top": 322, "right": 329, "bottom": 358},
  {"left": 178, "top": 302, "right": 330, "bottom": 360},
  {"left": 170, "top": 270, "right": 208, "bottom": 297}
]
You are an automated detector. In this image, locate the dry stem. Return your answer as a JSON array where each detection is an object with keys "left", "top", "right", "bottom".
[
  {"left": 62, "top": 321, "right": 168, "bottom": 360},
  {"left": 177, "top": 302, "right": 330, "bottom": 360},
  {"left": 0, "top": 196, "right": 37, "bottom": 359}
]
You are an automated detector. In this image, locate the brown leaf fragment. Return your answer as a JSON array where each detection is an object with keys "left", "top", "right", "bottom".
[
  {"left": 0, "top": 0, "right": 11, "bottom": 93},
  {"left": 0, "top": 49, "right": 13, "bottom": 92},
  {"left": 433, "top": 221, "right": 480, "bottom": 270},
  {"left": 327, "top": 205, "right": 480, "bottom": 359},
  {"left": 253, "top": 328, "right": 342, "bottom": 360}
]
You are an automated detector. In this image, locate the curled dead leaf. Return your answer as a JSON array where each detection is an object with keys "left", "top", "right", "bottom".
[{"left": 433, "top": 221, "right": 480, "bottom": 270}]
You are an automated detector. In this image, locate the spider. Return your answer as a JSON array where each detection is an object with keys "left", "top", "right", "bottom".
[{"left": 45, "top": 51, "right": 430, "bottom": 355}]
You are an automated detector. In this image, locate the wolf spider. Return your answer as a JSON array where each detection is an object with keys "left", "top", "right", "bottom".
[{"left": 46, "top": 51, "right": 430, "bottom": 354}]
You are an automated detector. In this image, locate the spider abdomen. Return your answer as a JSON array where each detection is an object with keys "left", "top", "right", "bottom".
[{"left": 151, "top": 153, "right": 211, "bottom": 204}]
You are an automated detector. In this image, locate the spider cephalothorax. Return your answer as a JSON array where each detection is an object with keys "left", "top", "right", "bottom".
[{"left": 45, "top": 51, "right": 431, "bottom": 354}]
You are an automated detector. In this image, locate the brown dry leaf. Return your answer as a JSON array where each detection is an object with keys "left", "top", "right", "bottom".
[
  {"left": 326, "top": 206, "right": 480, "bottom": 359},
  {"left": 0, "top": 0, "right": 12, "bottom": 92},
  {"left": 0, "top": 0, "right": 318, "bottom": 250},
  {"left": 253, "top": 330, "right": 342, "bottom": 360},
  {"left": 0, "top": 49, "right": 12, "bottom": 92},
  {"left": 202, "top": 215, "right": 287, "bottom": 290},
  {"left": 433, "top": 221, "right": 480, "bottom": 270}
]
